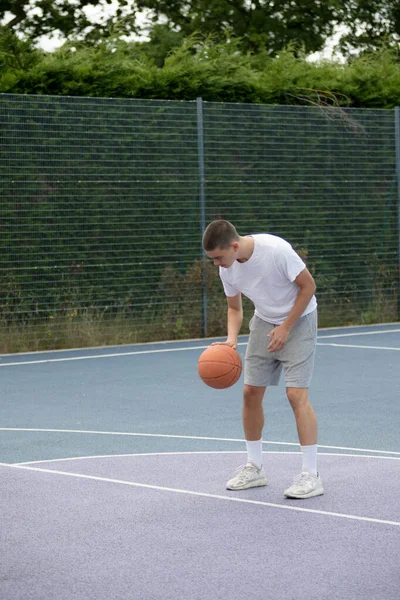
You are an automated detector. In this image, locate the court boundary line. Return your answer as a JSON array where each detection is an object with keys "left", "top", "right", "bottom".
[
  {"left": 317, "top": 343, "right": 400, "bottom": 351},
  {"left": 1, "top": 428, "right": 399, "bottom": 456},
  {"left": 317, "top": 328, "right": 400, "bottom": 339},
  {"left": 1, "top": 460, "right": 399, "bottom": 528},
  {"left": 0, "top": 345, "right": 214, "bottom": 366},
  {"left": 11, "top": 450, "right": 400, "bottom": 466},
  {"left": 1, "top": 329, "right": 400, "bottom": 367},
  {"left": 0, "top": 322, "right": 397, "bottom": 359}
]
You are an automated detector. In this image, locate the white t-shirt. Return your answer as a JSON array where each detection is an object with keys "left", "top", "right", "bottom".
[{"left": 219, "top": 234, "right": 317, "bottom": 325}]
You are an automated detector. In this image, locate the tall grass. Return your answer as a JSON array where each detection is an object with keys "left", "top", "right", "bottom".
[{"left": 0, "top": 260, "right": 397, "bottom": 354}]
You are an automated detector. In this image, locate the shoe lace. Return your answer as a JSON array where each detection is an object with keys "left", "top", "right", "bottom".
[
  {"left": 293, "top": 471, "right": 312, "bottom": 483},
  {"left": 234, "top": 463, "right": 257, "bottom": 478},
  {"left": 237, "top": 462, "right": 254, "bottom": 471},
  {"left": 293, "top": 471, "right": 314, "bottom": 483}
]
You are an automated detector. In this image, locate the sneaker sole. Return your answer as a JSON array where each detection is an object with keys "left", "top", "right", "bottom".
[
  {"left": 227, "top": 477, "right": 268, "bottom": 491},
  {"left": 284, "top": 487, "right": 324, "bottom": 499}
]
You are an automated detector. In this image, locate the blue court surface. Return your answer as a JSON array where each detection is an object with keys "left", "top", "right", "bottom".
[{"left": 1, "top": 323, "right": 399, "bottom": 600}]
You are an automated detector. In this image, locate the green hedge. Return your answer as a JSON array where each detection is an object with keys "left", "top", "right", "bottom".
[{"left": 1, "top": 33, "right": 400, "bottom": 108}]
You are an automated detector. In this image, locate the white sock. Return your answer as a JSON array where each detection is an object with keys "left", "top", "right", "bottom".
[
  {"left": 301, "top": 444, "right": 318, "bottom": 477},
  {"left": 246, "top": 439, "right": 263, "bottom": 469}
]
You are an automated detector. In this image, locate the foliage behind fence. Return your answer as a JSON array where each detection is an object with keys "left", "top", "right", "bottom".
[{"left": 0, "top": 94, "right": 398, "bottom": 352}]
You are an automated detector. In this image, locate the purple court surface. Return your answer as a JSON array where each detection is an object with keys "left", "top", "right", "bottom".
[{"left": 1, "top": 323, "right": 399, "bottom": 599}]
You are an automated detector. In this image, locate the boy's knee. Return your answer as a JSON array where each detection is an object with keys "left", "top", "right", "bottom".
[
  {"left": 286, "top": 387, "right": 309, "bottom": 409},
  {"left": 243, "top": 385, "right": 264, "bottom": 408}
]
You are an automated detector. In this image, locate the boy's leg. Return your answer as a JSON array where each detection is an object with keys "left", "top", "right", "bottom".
[
  {"left": 227, "top": 315, "right": 281, "bottom": 491},
  {"left": 277, "top": 310, "right": 323, "bottom": 498},
  {"left": 226, "top": 384, "right": 268, "bottom": 490},
  {"left": 243, "top": 384, "right": 266, "bottom": 441},
  {"left": 284, "top": 386, "right": 323, "bottom": 498},
  {"left": 286, "top": 387, "right": 317, "bottom": 447},
  {"left": 243, "top": 384, "right": 265, "bottom": 468}
]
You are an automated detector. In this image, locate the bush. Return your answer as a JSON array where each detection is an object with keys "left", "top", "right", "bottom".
[{"left": 2, "top": 34, "right": 400, "bottom": 108}]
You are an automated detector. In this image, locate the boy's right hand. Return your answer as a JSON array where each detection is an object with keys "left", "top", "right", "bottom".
[{"left": 211, "top": 339, "right": 238, "bottom": 350}]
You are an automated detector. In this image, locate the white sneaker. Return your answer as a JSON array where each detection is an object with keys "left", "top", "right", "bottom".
[
  {"left": 226, "top": 462, "right": 268, "bottom": 490},
  {"left": 284, "top": 471, "right": 324, "bottom": 499}
]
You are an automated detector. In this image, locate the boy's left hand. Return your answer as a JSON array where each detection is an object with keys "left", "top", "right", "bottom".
[{"left": 267, "top": 324, "right": 290, "bottom": 352}]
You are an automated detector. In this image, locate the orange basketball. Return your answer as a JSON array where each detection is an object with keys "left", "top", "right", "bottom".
[{"left": 197, "top": 345, "right": 242, "bottom": 389}]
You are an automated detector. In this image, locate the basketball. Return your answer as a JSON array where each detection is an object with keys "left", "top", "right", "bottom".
[{"left": 197, "top": 345, "right": 242, "bottom": 389}]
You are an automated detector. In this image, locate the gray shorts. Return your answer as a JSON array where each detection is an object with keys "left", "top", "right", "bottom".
[{"left": 244, "top": 309, "right": 317, "bottom": 389}]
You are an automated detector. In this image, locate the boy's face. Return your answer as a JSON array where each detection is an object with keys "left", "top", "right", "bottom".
[{"left": 205, "top": 242, "right": 239, "bottom": 268}]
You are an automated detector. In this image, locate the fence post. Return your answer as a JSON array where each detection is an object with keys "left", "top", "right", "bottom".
[
  {"left": 395, "top": 107, "right": 400, "bottom": 319},
  {"left": 197, "top": 97, "right": 207, "bottom": 337}
]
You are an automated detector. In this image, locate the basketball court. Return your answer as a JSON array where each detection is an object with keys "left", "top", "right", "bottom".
[{"left": 1, "top": 323, "right": 399, "bottom": 599}]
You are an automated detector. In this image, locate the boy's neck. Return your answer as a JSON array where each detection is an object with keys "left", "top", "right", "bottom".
[{"left": 237, "top": 235, "right": 254, "bottom": 263}]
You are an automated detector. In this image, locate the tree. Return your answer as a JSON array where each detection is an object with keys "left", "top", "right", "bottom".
[
  {"left": 135, "top": 0, "right": 344, "bottom": 55},
  {"left": 138, "top": 24, "right": 185, "bottom": 67},
  {"left": 134, "top": 0, "right": 400, "bottom": 55},
  {"left": 0, "top": 0, "right": 138, "bottom": 42},
  {"left": 1, "top": 1, "right": 400, "bottom": 56},
  {"left": 339, "top": 0, "right": 400, "bottom": 54}
]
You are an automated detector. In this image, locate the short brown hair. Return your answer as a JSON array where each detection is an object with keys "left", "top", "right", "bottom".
[{"left": 202, "top": 220, "right": 240, "bottom": 251}]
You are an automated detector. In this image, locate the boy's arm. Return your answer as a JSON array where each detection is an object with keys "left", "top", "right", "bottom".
[
  {"left": 268, "top": 268, "right": 316, "bottom": 352},
  {"left": 213, "top": 293, "right": 243, "bottom": 349}
]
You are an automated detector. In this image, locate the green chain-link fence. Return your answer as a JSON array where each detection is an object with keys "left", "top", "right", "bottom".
[{"left": 0, "top": 94, "right": 398, "bottom": 353}]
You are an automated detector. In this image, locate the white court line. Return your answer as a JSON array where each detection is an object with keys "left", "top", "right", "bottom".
[
  {"left": 0, "top": 328, "right": 399, "bottom": 367},
  {"left": 0, "top": 345, "right": 212, "bottom": 366},
  {"left": 1, "top": 460, "right": 399, "bottom": 528},
  {"left": 318, "top": 328, "right": 400, "bottom": 339},
  {"left": 318, "top": 343, "right": 400, "bottom": 351},
  {"left": 12, "top": 450, "right": 400, "bottom": 466},
  {"left": 0, "top": 321, "right": 396, "bottom": 360},
  {"left": 0, "top": 322, "right": 395, "bottom": 359},
  {"left": 1, "top": 428, "right": 399, "bottom": 455}
]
